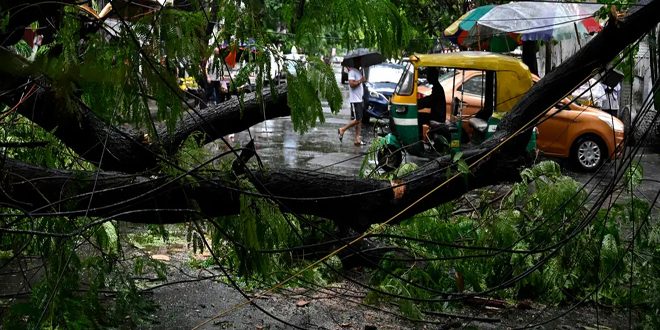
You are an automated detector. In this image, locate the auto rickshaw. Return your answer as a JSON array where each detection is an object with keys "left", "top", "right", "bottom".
[{"left": 376, "top": 52, "right": 535, "bottom": 170}]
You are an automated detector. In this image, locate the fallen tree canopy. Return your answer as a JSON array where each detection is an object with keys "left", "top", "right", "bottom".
[
  {"left": 0, "top": 50, "right": 291, "bottom": 173},
  {"left": 1, "top": 0, "right": 659, "bottom": 231}
]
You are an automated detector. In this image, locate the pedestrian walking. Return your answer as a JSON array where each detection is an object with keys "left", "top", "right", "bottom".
[{"left": 338, "top": 58, "right": 366, "bottom": 146}]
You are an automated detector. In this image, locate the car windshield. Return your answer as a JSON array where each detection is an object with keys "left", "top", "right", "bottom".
[
  {"left": 394, "top": 63, "right": 414, "bottom": 96},
  {"left": 368, "top": 64, "right": 404, "bottom": 83}
]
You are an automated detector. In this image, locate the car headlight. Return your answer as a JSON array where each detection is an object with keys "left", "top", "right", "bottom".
[
  {"left": 370, "top": 91, "right": 379, "bottom": 98},
  {"left": 597, "top": 115, "right": 624, "bottom": 133}
]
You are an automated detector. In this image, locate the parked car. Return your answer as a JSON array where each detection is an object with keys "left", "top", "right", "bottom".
[
  {"left": 366, "top": 63, "right": 405, "bottom": 98},
  {"left": 363, "top": 63, "right": 405, "bottom": 123},
  {"left": 426, "top": 65, "right": 624, "bottom": 171},
  {"left": 534, "top": 86, "right": 625, "bottom": 171},
  {"left": 443, "top": 71, "right": 624, "bottom": 171},
  {"left": 379, "top": 52, "right": 624, "bottom": 171}
]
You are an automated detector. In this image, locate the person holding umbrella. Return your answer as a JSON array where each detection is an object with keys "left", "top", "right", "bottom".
[
  {"left": 338, "top": 49, "right": 384, "bottom": 145},
  {"left": 338, "top": 57, "right": 366, "bottom": 145}
]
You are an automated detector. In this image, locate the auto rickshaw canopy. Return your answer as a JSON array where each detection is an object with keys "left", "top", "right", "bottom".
[{"left": 409, "top": 52, "right": 533, "bottom": 112}]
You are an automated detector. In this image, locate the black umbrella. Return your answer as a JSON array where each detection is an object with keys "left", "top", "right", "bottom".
[{"left": 341, "top": 48, "right": 384, "bottom": 68}]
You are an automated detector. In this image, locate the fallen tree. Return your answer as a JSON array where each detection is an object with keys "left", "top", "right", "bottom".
[
  {"left": 1, "top": 0, "right": 659, "bottom": 232},
  {"left": 0, "top": 49, "right": 290, "bottom": 172}
]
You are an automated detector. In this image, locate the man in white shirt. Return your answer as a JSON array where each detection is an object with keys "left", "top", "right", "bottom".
[
  {"left": 601, "top": 83, "right": 620, "bottom": 117},
  {"left": 338, "top": 58, "right": 366, "bottom": 146}
]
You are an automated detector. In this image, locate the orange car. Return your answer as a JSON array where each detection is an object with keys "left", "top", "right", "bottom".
[
  {"left": 424, "top": 70, "right": 625, "bottom": 171},
  {"left": 536, "top": 101, "right": 622, "bottom": 170}
]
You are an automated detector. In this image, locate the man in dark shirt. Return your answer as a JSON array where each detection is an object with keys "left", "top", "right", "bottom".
[{"left": 418, "top": 67, "right": 447, "bottom": 124}]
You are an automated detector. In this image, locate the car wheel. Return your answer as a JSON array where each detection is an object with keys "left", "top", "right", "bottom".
[
  {"left": 571, "top": 135, "right": 605, "bottom": 171},
  {"left": 376, "top": 144, "right": 402, "bottom": 172}
]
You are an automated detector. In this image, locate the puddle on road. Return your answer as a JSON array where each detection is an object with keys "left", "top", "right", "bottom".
[{"left": 227, "top": 117, "right": 372, "bottom": 176}]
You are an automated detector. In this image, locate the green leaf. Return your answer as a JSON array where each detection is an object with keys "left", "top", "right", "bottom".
[
  {"left": 286, "top": 56, "right": 342, "bottom": 133},
  {"left": 0, "top": 249, "right": 13, "bottom": 260},
  {"left": 95, "top": 221, "right": 119, "bottom": 255},
  {"left": 452, "top": 151, "right": 463, "bottom": 162},
  {"left": 457, "top": 159, "right": 470, "bottom": 175},
  {"left": 624, "top": 162, "right": 643, "bottom": 189},
  {"left": 102, "top": 221, "right": 119, "bottom": 254}
]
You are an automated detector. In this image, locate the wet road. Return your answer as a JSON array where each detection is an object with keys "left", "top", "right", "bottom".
[
  {"left": 236, "top": 116, "right": 369, "bottom": 176},
  {"left": 229, "top": 64, "right": 374, "bottom": 177}
]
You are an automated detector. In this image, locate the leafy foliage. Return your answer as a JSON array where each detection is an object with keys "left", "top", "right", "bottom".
[
  {"left": 367, "top": 161, "right": 659, "bottom": 325},
  {"left": 211, "top": 185, "right": 334, "bottom": 285},
  {"left": 359, "top": 139, "right": 416, "bottom": 179},
  {"left": 1, "top": 216, "right": 156, "bottom": 328},
  {"left": 391, "top": 0, "right": 465, "bottom": 51},
  {"left": 624, "top": 160, "right": 644, "bottom": 189},
  {"left": 292, "top": 0, "right": 410, "bottom": 57},
  {"left": 286, "top": 56, "right": 343, "bottom": 133},
  {"left": 1, "top": 106, "right": 154, "bottom": 329}
]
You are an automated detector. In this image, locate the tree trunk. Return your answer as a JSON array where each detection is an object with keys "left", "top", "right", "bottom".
[
  {"left": 652, "top": 25, "right": 660, "bottom": 112},
  {"left": 0, "top": 148, "right": 527, "bottom": 230},
  {"left": 251, "top": 149, "right": 527, "bottom": 231},
  {"left": 0, "top": 157, "right": 240, "bottom": 223}
]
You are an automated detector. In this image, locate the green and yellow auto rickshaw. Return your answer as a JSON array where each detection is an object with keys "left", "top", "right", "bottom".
[{"left": 377, "top": 52, "right": 535, "bottom": 169}]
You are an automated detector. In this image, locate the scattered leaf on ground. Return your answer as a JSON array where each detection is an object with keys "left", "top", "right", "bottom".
[{"left": 151, "top": 254, "right": 170, "bottom": 261}]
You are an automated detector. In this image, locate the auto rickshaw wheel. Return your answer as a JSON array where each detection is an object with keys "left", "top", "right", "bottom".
[{"left": 376, "top": 144, "right": 403, "bottom": 172}]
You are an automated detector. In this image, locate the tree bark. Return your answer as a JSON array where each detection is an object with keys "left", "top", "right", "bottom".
[
  {"left": 251, "top": 149, "right": 527, "bottom": 231},
  {"left": 159, "top": 85, "right": 290, "bottom": 155},
  {"left": 0, "top": 157, "right": 239, "bottom": 223}
]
